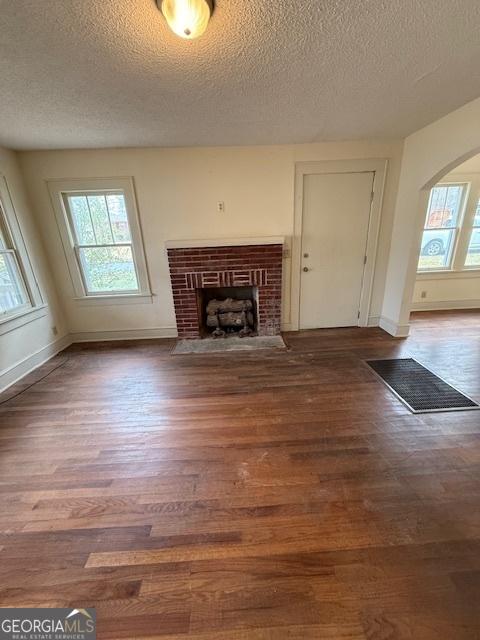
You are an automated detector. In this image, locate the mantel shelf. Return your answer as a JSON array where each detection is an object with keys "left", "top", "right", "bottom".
[{"left": 165, "top": 236, "right": 285, "bottom": 250}]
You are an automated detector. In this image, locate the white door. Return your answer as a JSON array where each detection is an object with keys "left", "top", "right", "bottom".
[{"left": 299, "top": 171, "right": 374, "bottom": 329}]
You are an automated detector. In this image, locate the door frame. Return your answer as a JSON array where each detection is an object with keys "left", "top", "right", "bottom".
[{"left": 291, "top": 159, "right": 388, "bottom": 330}]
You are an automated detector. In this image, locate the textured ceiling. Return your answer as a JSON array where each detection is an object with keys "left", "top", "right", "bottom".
[{"left": 1, "top": 0, "right": 480, "bottom": 149}]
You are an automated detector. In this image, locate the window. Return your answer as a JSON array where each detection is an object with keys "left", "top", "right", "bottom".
[
  {"left": 49, "top": 178, "right": 150, "bottom": 299},
  {"left": 63, "top": 192, "right": 139, "bottom": 294},
  {"left": 465, "top": 198, "right": 480, "bottom": 268},
  {"left": 0, "top": 199, "right": 31, "bottom": 317},
  {"left": 417, "top": 183, "right": 467, "bottom": 271}
]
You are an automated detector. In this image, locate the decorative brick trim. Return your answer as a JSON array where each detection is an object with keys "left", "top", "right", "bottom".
[
  {"left": 183, "top": 269, "right": 267, "bottom": 290},
  {"left": 167, "top": 244, "right": 283, "bottom": 338}
]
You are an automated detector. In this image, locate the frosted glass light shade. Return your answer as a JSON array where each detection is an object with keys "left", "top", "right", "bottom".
[{"left": 160, "top": 0, "right": 213, "bottom": 39}]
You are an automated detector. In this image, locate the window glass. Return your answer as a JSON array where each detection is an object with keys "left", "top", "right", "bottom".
[
  {"left": 86, "top": 195, "right": 113, "bottom": 244},
  {"left": 106, "top": 194, "right": 131, "bottom": 243},
  {"left": 68, "top": 196, "right": 95, "bottom": 244},
  {"left": 79, "top": 246, "right": 138, "bottom": 293},
  {"left": 465, "top": 197, "right": 480, "bottom": 267},
  {"left": 0, "top": 226, "right": 7, "bottom": 250},
  {"left": 0, "top": 252, "right": 29, "bottom": 314},
  {"left": 0, "top": 200, "right": 31, "bottom": 316},
  {"left": 474, "top": 199, "right": 480, "bottom": 225}
]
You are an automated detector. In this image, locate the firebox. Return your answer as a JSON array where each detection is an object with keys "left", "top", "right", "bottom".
[{"left": 197, "top": 286, "right": 258, "bottom": 338}]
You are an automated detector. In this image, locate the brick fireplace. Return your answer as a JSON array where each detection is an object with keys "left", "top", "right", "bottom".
[{"left": 166, "top": 239, "right": 283, "bottom": 339}]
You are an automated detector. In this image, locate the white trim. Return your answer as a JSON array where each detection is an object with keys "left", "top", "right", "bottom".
[
  {"left": 411, "top": 299, "right": 480, "bottom": 311},
  {"left": 292, "top": 159, "right": 388, "bottom": 331},
  {"left": 0, "top": 304, "right": 48, "bottom": 336},
  {"left": 0, "top": 333, "right": 72, "bottom": 394},
  {"left": 281, "top": 317, "right": 380, "bottom": 332},
  {"left": 165, "top": 236, "right": 285, "bottom": 249},
  {"left": 47, "top": 177, "right": 152, "bottom": 299},
  {"left": 417, "top": 269, "right": 480, "bottom": 280},
  {"left": 73, "top": 294, "right": 154, "bottom": 306},
  {"left": 70, "top": 327, "right": 178, "bottom": 342},
  {"left": 379, "top": 315, "right": 410, "bottom": 338}
]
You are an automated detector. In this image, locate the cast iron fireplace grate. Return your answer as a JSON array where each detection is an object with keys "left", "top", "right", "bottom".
[{"left": 366, "top": 357, "right": 479, "bottom": 413}]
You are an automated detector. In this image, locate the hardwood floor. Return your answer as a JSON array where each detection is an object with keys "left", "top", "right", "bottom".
[{"left": 1, "top": 310, "right": 479, "bottom": 639}]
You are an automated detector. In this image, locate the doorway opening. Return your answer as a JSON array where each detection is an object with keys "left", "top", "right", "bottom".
[{"left": 411, "top": 153, "right": 480, "bottom": 315}]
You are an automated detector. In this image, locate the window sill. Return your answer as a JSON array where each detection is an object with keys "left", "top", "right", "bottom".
[
  {"left": 0, "top": 304, "right": 48, "bottom": 336},
  {"left": 417, "top": 269, "right": 480, "bottom": 280},
  {"left": 73, "top": 293, "right": 154, "bottom": 306}
]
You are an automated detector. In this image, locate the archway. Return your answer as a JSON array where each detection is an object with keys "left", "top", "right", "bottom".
[
  {"left": 381, "top": 97, "right": 480, "bottom": 337},
  {"left": 409, "top": 153, "right": 480, "bottom": 314}
]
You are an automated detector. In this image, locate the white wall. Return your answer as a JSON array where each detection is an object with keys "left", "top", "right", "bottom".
[
  {"left": 412, "top": 155, "right": 480, "bottom": 311},
  {"left": 19, "top": 141, "right": 403, "bottom": 338},
  {"left": 412, "top": 277, "right": 480, "bottom": 310},
  {"left": 382, "top": 97, "right": 480, "bottom": 335},
  {"left": 0, "top": 148, "right": 68, "bottom": 391}
]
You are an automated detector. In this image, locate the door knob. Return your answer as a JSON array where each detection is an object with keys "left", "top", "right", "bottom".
[{"left": 303, "top": 267, "right": 309, "bottom": 272}]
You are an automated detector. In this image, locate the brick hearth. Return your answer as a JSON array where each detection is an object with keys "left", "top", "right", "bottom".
[{"left": 167, "top": 244, "right": 283, "bottom": 338}]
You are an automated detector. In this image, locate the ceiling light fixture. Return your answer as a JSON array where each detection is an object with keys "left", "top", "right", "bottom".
[{"left": 158, "top": 0, "right": 213, "bottom": 39}]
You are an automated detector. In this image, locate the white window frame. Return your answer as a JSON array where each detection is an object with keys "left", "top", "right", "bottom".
[
  {"left": 416, "top": 174, "right": 480, "bottom": 276},
  {"left": 417, "top": 181, "right": 469, "bottom": 274},
  {"left": 0, "top": 175, "right": 45, "bottom": 328},
  {"left": 48, "top": 177, "right": 151, "bottom": 301}
]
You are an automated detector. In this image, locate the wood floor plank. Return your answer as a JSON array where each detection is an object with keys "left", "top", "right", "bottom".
[{"left": 0, "top": 311, "right": 479, "bottom": 638}]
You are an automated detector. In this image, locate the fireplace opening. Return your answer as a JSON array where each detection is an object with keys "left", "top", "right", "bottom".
[{"left": 196, "top": 286, "right": 258, "bottom": 338}]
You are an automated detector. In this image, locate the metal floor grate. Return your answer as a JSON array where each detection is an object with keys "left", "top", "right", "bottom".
[{"left": 366, "top": 358, "right": 479, "bottom": 413}]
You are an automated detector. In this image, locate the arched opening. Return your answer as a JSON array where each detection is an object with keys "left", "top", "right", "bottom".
[
  {"left": 423, "top": 146, "right": 480, "bottom": 191},
  {"left": 405, "top": 148, "right": 480, "bottom": 324},
  {"left": 381, "top": 98, "right": 480, "bottom": 338}
]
